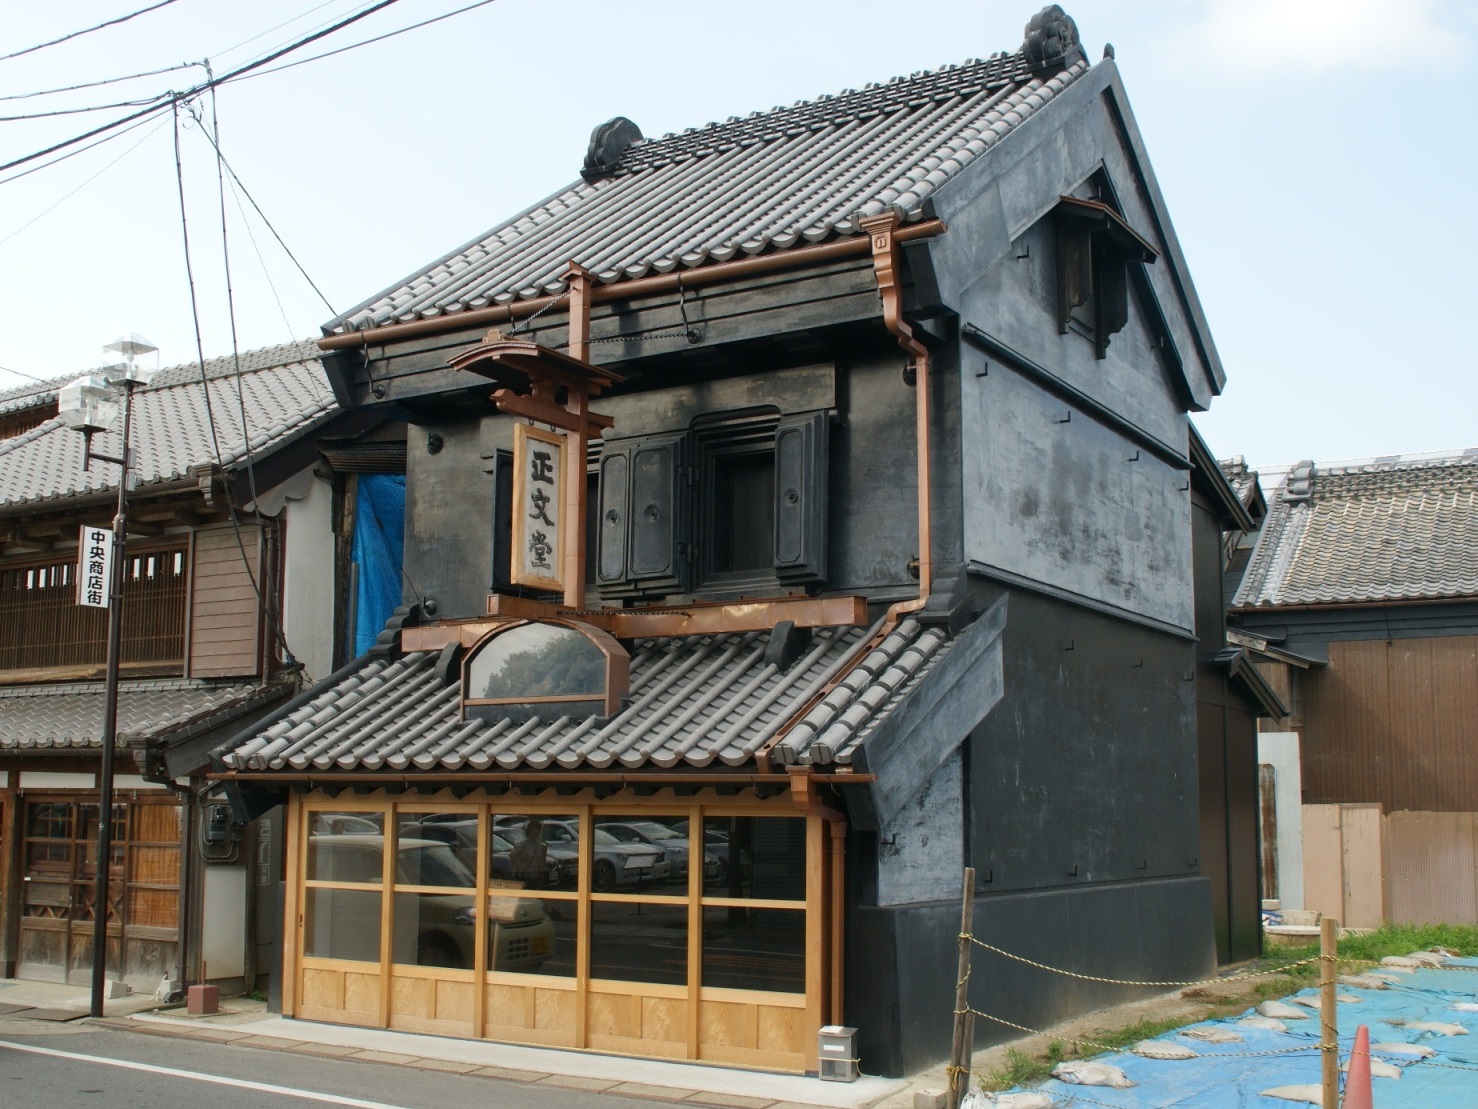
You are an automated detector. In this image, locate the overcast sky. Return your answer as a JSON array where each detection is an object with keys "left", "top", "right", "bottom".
[{"left": 2, "top": 0, "right": 1473, "bottom": 472}]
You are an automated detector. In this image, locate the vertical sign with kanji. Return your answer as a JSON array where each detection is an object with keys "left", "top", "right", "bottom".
[
  {"left": 511, "top": 423, "right": 564, "bottom": 592},
  {"left": 76, "top": 525, "right": 112, "bottom": 609}
]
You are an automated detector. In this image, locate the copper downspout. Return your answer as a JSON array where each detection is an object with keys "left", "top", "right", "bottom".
[
  {"left": 859, "top": 212, "right": 933, "bottom": 627},
  {"left": 317, "top": 221, "right": 946, "bottom": 352},
  {"left": 563, "top": 262, "right": 594, "bottom": 609}
]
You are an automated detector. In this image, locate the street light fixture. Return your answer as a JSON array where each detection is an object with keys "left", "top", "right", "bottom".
[{"left": 59, "top": 333, "right": 158, "bottom": 1019}]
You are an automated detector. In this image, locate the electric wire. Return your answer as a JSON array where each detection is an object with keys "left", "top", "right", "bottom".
[
  {"left": 225, "top": 176, "right": 299, "bottom": 338},
  {"left": 0, "top": 0, "right": 406, "bottom": 176},
  {"left": 0, "top": 363, "right": 51, "bottom": 384},
  {"left": 0, "top": 116, "right": 170, "bottom": 248},
  {"left": 1, "top": 0, "right": 183, "bottom": 64},
  {"left": 186, "top": 111, "right": 337, "bottom": 316},
  {"left": 0, "top": 94, "right": 175, "bottom": 122},
  {"left": 0, "top": 110, "right": 161, "bottom": 186},
  {"left": 172, "top": 97, "right": 312, "bottom": 683},
  {"left": 230, "top": 0, "right": 500, "bottom": 84},
  {"left": 0, "top": 60, "right": 199, "bottom": 102}
]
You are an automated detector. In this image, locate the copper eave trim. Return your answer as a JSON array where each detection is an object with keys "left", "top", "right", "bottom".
[{"left": 319, "top": 220, "right": 945, "bottom": 352}]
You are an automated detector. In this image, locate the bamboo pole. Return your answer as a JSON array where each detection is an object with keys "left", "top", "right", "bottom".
[
  {"left": 948, "top": 867, "right": 977, "bottom": 1109},
  {"left": 1319, "top": 916, "right": 1340, "bottom": 1109}
]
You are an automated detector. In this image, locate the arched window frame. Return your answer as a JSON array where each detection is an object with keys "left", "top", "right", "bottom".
[{"left": 460, "top": 618, "right": 629, "bottom": 720}]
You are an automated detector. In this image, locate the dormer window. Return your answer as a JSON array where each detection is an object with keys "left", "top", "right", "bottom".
[
  {"left": 1054, "top": 195, "right": 1158, "bottom": 359},
  {"left": 462, "top": 618, "right": 628, "bottom": 720}
]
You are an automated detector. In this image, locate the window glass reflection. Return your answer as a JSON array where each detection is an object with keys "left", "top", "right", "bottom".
[
  {"left": 467, "top": 624, "right": 605, "bottom": 700},
  {"left": 589, "top": 900, "right": 687, "bottom": 985},
  {"left": 398, "top": 812, "right": 478, "bottom": 873},
  {"left": 303, "top": 887, "right": 381, "bottom": 962},
  {"left": 703, "top": 816, "right": 805, "bottom": 901},
  {"left": 598, "top": 815, "right": 721, "bottom": 892},
  {"left": 701, "top": 905, "right": 805, "bottom": 992},
  {"left": 487, "top": 892, "right": 565, "bottom": 975},
  {"left": 491, "top": 813, "right": 579, "bottom": 889},
  {"left": 306, "top": 826, "right": 384, "bottom": 884}
]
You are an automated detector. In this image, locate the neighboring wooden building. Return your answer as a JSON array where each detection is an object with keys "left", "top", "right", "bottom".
[
  {"left": 1229, "top": 448, "right": 1478, "bottom": 927},
  {"left": 215, "top": 7, "right": 1239, "bottom": 1075},
  {"left": 0, "top": 343, "right": 346, "bottom": 994}
]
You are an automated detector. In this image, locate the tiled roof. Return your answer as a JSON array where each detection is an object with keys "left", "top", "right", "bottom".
[
  {"left": 0, "top": 376, "right": 63, "bottom": 417},
  {"left": 331, "top": 45, "right": 1089, "bottom": 331},
  {"left": 0, "top": 341, "right": 335, "bottom": 510},
  {"left": 1219, "top": 456, "right": 1261, "bottom": 512},
  {"left": 220, "top": 618, "right": 952, "bottom": 775},
  {"left": 0, "top": 677, "right": 268, "bottom": 751},
  {"left": 1233, "top": 449, "right": 1478, "bottom": 608}
]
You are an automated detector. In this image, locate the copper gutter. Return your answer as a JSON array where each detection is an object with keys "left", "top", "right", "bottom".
[{"left": 317, "top": 221, "right": 946, "bottom": 352}]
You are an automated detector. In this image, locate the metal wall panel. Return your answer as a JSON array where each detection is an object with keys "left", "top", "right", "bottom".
[
  {"left": 1301, "top": 636, "right": 1478, "bottom": 812},
  {"left": 1383, "top": 811, "right": 1478, "bottom": 926}
]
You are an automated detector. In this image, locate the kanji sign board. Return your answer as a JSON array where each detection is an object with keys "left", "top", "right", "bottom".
[
  {"left": 511, "top": 423, "right": 564, "bottom": 593},
  {"left": 77, "top": 525, "right": 112, "bottom": 609}
]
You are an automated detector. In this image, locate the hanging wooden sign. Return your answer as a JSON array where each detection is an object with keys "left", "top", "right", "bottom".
[{"left": 511, "top": 423, "right": 565, "bottom": 593}]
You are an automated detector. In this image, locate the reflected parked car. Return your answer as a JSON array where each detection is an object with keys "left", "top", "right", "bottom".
[
  {"left": 399, "top": 816, "right": 568, "bottom": 888},
  {"left": 307, "top": 835, "right": 553, "bottom": 970},
  {"left": 494, "top": 817, "right": 669, "bottom": 891},
  {"left": 598, "top": 821, "right": 721, "bottom": 883}
]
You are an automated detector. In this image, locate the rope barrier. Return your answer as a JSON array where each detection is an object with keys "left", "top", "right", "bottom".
[{"left": 962, "top": 933, "right": 1324, "bottom": 987}]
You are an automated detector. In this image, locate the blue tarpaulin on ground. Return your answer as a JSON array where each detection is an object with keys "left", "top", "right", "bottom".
[
  {"left": 352, "top": 473, "right": 405, "bottom": 657},
  {"left": 987, "top": 958, "right": 1478, "bottom": 1108}
]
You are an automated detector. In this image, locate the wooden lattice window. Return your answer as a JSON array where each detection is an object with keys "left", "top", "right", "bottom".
[{"left": 0, "top": 544, "right": 188, "bottom": 672}]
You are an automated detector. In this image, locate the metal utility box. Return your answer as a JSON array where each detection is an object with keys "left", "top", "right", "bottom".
[{"left": 818, "top": 1025, "right": 859, "bottom": 1082}]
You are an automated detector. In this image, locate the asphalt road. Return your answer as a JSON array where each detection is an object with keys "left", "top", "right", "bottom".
[{"left": 0, "top": 1021, "right": 659, "bottom": 1109}]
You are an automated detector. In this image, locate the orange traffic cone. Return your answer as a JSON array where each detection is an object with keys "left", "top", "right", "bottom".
[{"left": 1343, "top": 1024, "right": 1373, "bottom": 1109}]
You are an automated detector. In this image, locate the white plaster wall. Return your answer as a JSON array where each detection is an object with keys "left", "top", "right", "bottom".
[
  {"left": 201, "top": 865, "right": 246, "bottom": 979},
  {"left": 281, "top": 473, "right": 336, "bottom": 683},
  {"left": 1258, "top": 731, "right": 1305, "bottom": 910},
  {"left": 112, "top": 775, "right": 150, "bottom": 790},
  {"left": 0, "top": 770, "right": 8, "bottom": 787},
  {"left": 875, "top": 752, "right": 965, "bottom": 906},
  {"left": 20, "top": 772, "right": 94, "bottom": 789}
]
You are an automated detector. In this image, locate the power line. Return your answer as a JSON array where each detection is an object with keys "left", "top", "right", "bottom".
[
  {"left": 234, "top": 0, "right": 500, "bottom": 83},
  {"left": 2, "top": 0, "right": 183, "bottom": 64},
  {"left": 0, "top": 363, "right": 51, "bottom": 384},
  {"left": 0, "top": 115, "right": 170, "bottom": 247},
  {"left": 185, "top": 105, "right": 337, "bottom": 316},
  {"left": 0, "top": 60, "right": 200, "bottom": 102},
  {"left": 0, "top": 94, "right": 170, "bottom": 123},
  {"left": 0, "top": 0, "right": 406, "bottom": 176}
]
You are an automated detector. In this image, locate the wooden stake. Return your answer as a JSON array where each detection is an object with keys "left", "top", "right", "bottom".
[
  {"left": 948, "top": 867, "right": 977, "bottom": 1109},
  {"left": 1319, "top": 916, "right": 1340, "bottom": 1109}
]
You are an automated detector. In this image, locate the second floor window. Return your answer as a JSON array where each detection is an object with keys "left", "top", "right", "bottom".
[
  {"left": 594, "top": 409, "right": 829, "bottom": 601},
  {"left": 0, "top": 544, "right": 188, "bottom": 673}
]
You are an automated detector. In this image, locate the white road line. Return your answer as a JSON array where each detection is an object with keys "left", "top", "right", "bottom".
[{"left": 0, "top": 1039, "right": 418, "bottom": 1109}]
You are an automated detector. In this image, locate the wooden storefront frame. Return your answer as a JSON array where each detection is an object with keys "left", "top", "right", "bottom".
[{"left": 288, "top": 790, "right": 830, "bottom": 1072}]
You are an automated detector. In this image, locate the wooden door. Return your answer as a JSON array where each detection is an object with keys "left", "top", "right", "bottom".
[{"left": 15, "top": 796, "right": 180, "bottom": 987}]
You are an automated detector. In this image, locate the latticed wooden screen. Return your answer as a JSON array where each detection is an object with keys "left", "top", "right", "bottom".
[{"left": 0, "top": 544, "right": 187, "bottom": 671}]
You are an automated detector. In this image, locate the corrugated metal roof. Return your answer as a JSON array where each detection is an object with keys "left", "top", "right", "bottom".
[
  {"left": 330, "top": 48, "right": 1089, "bottom": 332},
  {"left": 221, "top": 617, "right": 952, "bottom": 775},
  {"left": 0, "top": 677, "right": 268, "bottom": 751},
  {"left": 1234, "top": 449, "right": 1478, "bottom": 608},
  {"left": 0, "top": 342, "right": 336, "bottom": 510}
]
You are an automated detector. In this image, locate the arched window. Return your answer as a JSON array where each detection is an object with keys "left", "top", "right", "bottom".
[{"left": 462, "top": 619, "right": 627, "bottom": 720}]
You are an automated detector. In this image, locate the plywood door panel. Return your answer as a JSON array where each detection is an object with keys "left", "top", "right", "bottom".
[
  {"left": 756, "top": 1003, "right": 807, "bottom": 1055},
  {"left": 700, "top": 999, "right": 757, "bottom": 1049},
  {"left": 1302, "top": 804, "right": 1344, "bottom": 922},
  {"left": 1339, "top": 803, "right": 1384, "bottom": 928}
]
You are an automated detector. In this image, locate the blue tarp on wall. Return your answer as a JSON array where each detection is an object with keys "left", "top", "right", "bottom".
[{"left": 352, "top": 473, "right": 405, "bottom": 657}]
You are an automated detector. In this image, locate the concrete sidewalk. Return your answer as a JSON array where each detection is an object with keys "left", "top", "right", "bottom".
[{"left": 0, "top": 978, "right": 931, "bottom": 1109}]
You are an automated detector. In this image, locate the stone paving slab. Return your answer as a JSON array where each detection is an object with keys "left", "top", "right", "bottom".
[
  {"left": 408, "top": 1057, "right": 480, "bottom": 1074},
  {"left": 0, "top": 1003, "right": 30, "bottom": 1016},
  {"left": 348, "top": 1049, "right": 424, "bottom": 1065},
  {"left": 283, "top": 1041, "right": 361, "bottom": 1058},
  {"left": 683, "top": 1093, "right": 777, "bottom": 1109},
  {"left": 607, "top": 1082, "right": 702, "bottom": 1102},
  {"left": 231, "top": 1035, "right": 306, "bottom": 1050},
  {"left": 468, "top": 1064, "right": 552, "bottom": 1082},
  {"left": 20, "top": 1008, "right": 87, "bottom": 1022},
  {"left": 535, "top": 1073, "right": 623, "bottom": 1091}
]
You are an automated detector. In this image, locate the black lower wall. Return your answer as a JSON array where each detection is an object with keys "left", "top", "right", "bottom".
[{"left": 847, "top": 875, "right": 1214, "bottom": 1076}]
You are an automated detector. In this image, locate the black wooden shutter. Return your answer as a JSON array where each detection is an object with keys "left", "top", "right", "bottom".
[
  {"left": 597, "top": 432, "right": 690, "bottom": 598},
  {"left": 773, "top": 412, "right": 828, "bottom": 584}
]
